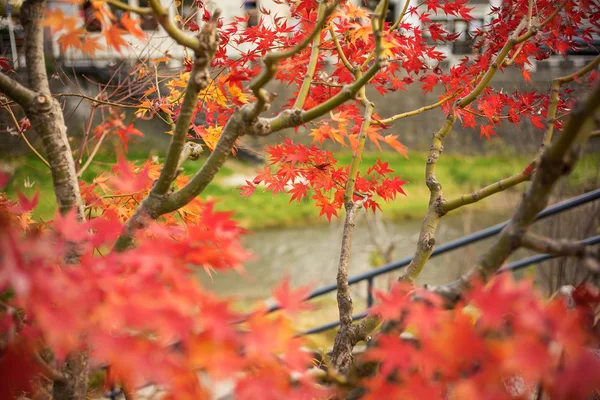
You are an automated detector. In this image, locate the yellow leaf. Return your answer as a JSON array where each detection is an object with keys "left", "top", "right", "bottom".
[{"left": 152, "top": 56, "right": 172, "bottom": 64}]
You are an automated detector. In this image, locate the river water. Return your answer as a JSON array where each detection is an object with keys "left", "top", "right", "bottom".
[{"left": 197, "top": 211, "right": 512, "bottom": 303}]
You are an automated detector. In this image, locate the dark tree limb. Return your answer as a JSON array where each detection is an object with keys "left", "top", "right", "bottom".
[
  {"left": 0, "top": 71, "right": 35, "bottom": 106},
  {"left": 330, "top": 0, "right": 388, "bottom": 374},
  {"left": 441, "top": 162, "right": 534, "bottom": 214},
  {"left": 521, "top": 232, "right": 599, "bottom": 259}
]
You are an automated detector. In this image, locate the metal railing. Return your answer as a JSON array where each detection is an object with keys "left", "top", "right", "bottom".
[{"left": 264, "top": 188, "right": 600, "bottom": 336}]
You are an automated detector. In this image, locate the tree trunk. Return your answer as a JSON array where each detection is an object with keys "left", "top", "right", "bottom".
[{"left": 20, "top": 0, "right": 89, "bottom": 398}]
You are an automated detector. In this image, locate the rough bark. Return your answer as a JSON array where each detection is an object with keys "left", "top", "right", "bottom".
[
  {"left": 21, "top": 1, "right": 88, "bottom": 398},
  {"left": 26, "top": 93, "right": 85, "bottom": 220}
]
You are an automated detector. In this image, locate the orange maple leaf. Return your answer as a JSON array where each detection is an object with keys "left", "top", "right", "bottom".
[
  {"left": 383, "top": 135, "right": 408, "bottom": 158},
  {"left": 80, "top": 36, "right": 105, "bottom": 56},
  {"left": 121, "top": 12, "right": 145, "bottom": 40},
  {"left": 57, "top": 27, "right": 85, "bottom": 52},
  {"left": 104, "top": 24, "right": 128, "bottom": 53},
  {"left": 42, "top": 9, "right": 66, "bottom": 32}
]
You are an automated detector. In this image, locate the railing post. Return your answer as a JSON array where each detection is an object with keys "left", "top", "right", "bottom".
[{"left": 367, "top": 277, "right": 374, "bottom": 308}]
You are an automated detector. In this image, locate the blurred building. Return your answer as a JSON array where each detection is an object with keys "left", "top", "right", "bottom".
[{"left": 0, "top": 0, "right": 598, "bottom": 74}]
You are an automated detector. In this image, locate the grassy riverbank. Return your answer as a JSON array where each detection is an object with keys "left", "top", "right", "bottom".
[{"left": 3, "top": 150, "right": 599, "bottom": 229}]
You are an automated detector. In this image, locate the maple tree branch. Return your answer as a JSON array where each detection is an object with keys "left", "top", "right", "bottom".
[
  {"left": 248, "top": 0, "right": 338, "bottom": 117},
  {"left": 114, "top": 12, "right": 220, "bottom": 251},
  {"left": 399, "top": 115, "right": 455, "bottom": 283},
  {"left": 6, "top": 103, "right": 49, "bottom": 168},
  {"left": 330, "top": 199, "right": 367, "bottom": 374},
  {"left": 157, "top": 108, "right": 250, "bottom": 215},
  {"left": 177, "top": 142, "right": 203, "bottom": 169},
  {"left": 390, "top": 0, "right": 411, "bottom": 31},
  {"left": 17, "top": 0, "right": 85, "bottom": 221},
  {"left": 0, "top": 71, "right": 35, "bottom": 107},
  {"left": 293, "top": 0, "right": 328, "bottom": 110},
  {"left": 544, "top": 55, "right": 600, "bottom": 150},
  {"left": 503, "top": 42, "right": 526, "bottom": 67},
  {"left": 106, "top": 0, "right": 152, "bottom": 15},
  {"left": 264, "top": 62, "right": 381, "bottom": 134},
  {"left": 371, "top": 0, "right": 389, "bottom": 67},
  {"left": 151, "top": 12, "right": 219, "bottom": 197},
  {"left": 331, "top": 72, "right": 375, "bottom": 374},
  {"left": 521, "top": 232, "right": 600, "bottom": 259},
  {"left": 437, "top": 80, "right": 600, "bottom": 307},
  {"left": 77, "top": 131, "right": 107, "bottom": 177},
  {"left": 35, "top": 352, "right": 67, "bottom": 382},
  {"left": 147, "top": 0, "right": 199, "bottom": 51},
  {"left": 329, "top": 26, "right": 354, "bottom": 73},
  {"left": 330, "top": 4, "right": 393, "bottom": 372},
  {"left": 54, "top": 93, "right": 148, "bottom": 110},
  {"left": 441, "top": 162, "right": 534, "bottom": 214},
  {"left": 400, "top": 19, "right": 540, "bottom": 284},
  {"left": 375, "top": 90, "right": 461, "bottom": 125},
  {"left": 20, "top": 0, "right": 49, "bottom": 92},
  {"left": 19, "top": 0, "right": 90, "bottom": 396},
  {"left": 358, "top": 0, "right": 391, "bottom": 70}
]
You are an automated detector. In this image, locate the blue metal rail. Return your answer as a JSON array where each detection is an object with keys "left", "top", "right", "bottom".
[{"left": 270, "top": 188, "right": 600, "bottom": 335}]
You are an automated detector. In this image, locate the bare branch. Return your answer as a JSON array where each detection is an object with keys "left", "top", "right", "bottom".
[
  {"left": 77, "top": 131, "right": 107, "bottom": 177},
  {"left": 374, "top": 89, "right": 462, "bottom": 125},
  {"left": 54, "top": 93, "right": 149, "bottom": 110},
  {"left": 5, "top": 104, "right": 49, "bottom": 167},
  {"left": 147, "top": 0, "right": 200, "bottom": 51},
  {"left": 0, "top": 71, "right": 35, "bottom": 107},
  {"left": 521, "top": 232, "right": 599, "bottom": 259},
  {"left": 441, "top": 162, "right": 534, "bottom": 214},
  {"left": 330, "top": 1, "right": 388, "bottom": 374},
  {"left": 329, "top": 26, "right": 354, "bottom": 73},
  {"left": 293, "top": 1, "right": 328, "bottom": 110}
]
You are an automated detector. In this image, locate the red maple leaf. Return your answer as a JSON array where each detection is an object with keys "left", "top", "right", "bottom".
[
  {"left": 238, "top": 180, "right": 257, "bottom": 198},
  {"left": 272, "top": 276, "right": 315, "bottom": 315},
  {"left": 11, "top": 190, "right": 39, "bottom": 213},
  {"left": 53, "top": 209, "right": 89, "bottom": 242}
]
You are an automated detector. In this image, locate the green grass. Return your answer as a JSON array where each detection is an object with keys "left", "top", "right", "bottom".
[{"left": 2, "top": 150, "right": 598, "bottom": 229}]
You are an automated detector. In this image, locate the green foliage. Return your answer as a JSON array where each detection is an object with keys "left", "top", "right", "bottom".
[{"left": 4, "top": 150, "right": 598, "bottom": 229}]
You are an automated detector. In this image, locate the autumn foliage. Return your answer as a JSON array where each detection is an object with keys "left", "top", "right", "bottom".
[{"left": 1, "top": 0, "right": 600, "bottom": 399}]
